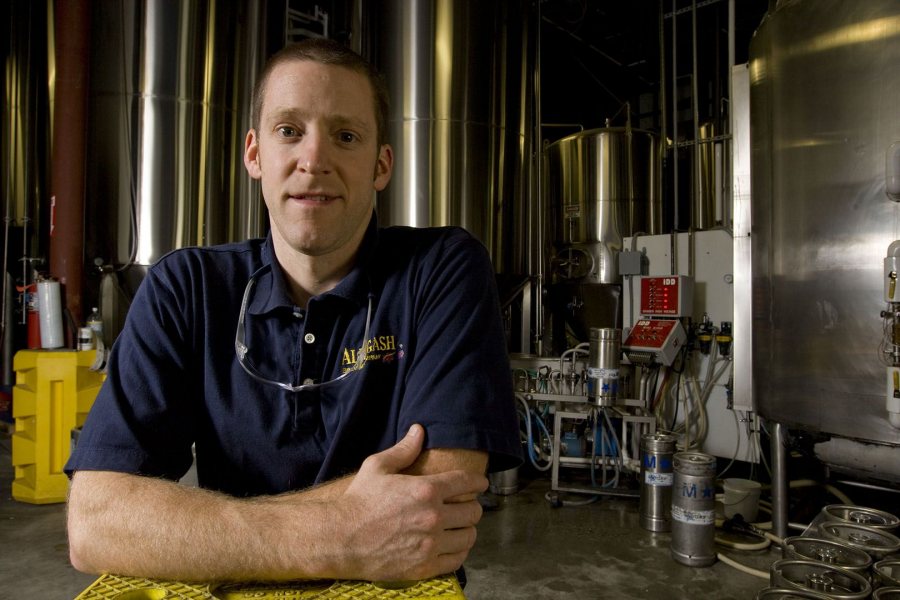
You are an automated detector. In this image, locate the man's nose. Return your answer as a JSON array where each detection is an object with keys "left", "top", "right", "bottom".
[{"left": 296, "top": 131, "right": 331, "bottom": 174}]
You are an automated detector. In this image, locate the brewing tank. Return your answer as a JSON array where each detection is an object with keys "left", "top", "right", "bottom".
[
  {"left": 369, "top": 0, "right": 533, "bottom": 276},
  {"left": 750, "top": 0, "right": 900, "bottom": 474},
  {"left": 545, "top": 127, "right": 662, "bottom": 284},
  {"left": 84, "top": 0, "right": 264, "bottom": 275}
]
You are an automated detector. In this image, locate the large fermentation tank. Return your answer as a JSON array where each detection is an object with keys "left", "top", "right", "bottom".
[
  {"left": 542, "top": 128, "right": 661, "bottom": 350},
  {"left": 545, "top": 127, "right": 662, "bottom": 284},
  {"left": 84, "top": 0, "right": 264, "bottom": 279},
  {"left": 750, "top": 0, "right": 900, "bottom": 476},
  {"left": 369, "top": 0, "right": 533, "bottom": 276}
]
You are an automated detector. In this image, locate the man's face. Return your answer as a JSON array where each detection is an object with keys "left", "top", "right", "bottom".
[{"left": 244, "top": 60, "right": 392, "bottom": 261}]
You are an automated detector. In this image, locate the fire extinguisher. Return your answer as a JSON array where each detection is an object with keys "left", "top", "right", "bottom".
[{"left": 16, "top": 282, "right": 41, "bottom": 349}]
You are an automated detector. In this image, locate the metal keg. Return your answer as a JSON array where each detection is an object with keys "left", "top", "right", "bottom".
[
  {"left": 875, "top": 559, "right": 900, "bottom": 589},
  {"left": 639, "top": 433, "right": 677, "bottom": 532},
  {"left": 874, "top": 589, "right": 900, "bottom": 600},
  {"left": 756, "top": 589, "right": 835, "bottom": 600},
  {"left": 818, "top": 521, "right": 900, "bottom": 561},
  {"left": 488, "top": 467, "right": 518, "bottom": 496},
  {"left": 770, "top": 559, "right": 871, "bottom": 600},
  {"left": 819, "top": 505, "right": 899, "bottom": 532},
  {"left": 587, "top": 327, "right": 620, "bottom": 406},
  {"left": 670, "top": 451, "right": 716, "bottom": 567},
  {"left": 781, "top": 536, "right": 872, "bottom": 579}
]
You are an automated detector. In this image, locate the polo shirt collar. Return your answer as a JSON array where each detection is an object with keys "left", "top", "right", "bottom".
[{"left": 248, "top": 212, "right": 378, "bottom": 315}]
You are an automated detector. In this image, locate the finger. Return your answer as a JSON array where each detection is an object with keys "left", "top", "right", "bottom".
[
  {"left": 364, "top": 424, "right": 425, "bottom": 475},
  {"left": 430, "top": 548, "right": 471, "bottom": 579},
  {"left": 434, "top": 525, "right": 478, "bottom": 557},
  {"left": 425, "top": 469, "right": 489, "bottom": 501},
  {"left": 438, "top": 499, "right": 484, "bottom": 531}
]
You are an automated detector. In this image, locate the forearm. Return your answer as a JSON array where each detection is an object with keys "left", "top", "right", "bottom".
[
  {"left": 67, "top": 430, "right": 490, "bottom": 583},
  {"left": 402, "top": 448, "right": 488, "bottom": 502},
  {"left": 67, "top": 470, "right": 349, "bottom": 582}
]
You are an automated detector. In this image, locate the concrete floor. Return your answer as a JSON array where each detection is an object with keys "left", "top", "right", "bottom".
[
  {"left": 1, "top": 426, "right": 774, "bottom": 599},
  {"left": 465, "top": 477, "right": 773, "bottom": 599}
]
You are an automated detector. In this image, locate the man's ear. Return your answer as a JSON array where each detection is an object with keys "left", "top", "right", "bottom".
[
  {"left": 244, "top": 129, "right": 262, "bottom": 180},
  {"left": 374, "top": 143, "right": 394, "bottom": 191}
]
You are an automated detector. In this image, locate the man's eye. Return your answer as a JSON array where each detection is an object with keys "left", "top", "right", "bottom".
[
  {"left": 339, "top": 132, "right": 358, "bottom": 143},
  {"left": 277, "top": 126, "right": 298, "bottom": 137}
]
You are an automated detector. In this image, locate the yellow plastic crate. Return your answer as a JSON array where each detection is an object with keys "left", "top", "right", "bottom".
[
  {"left": 11, "top": 349, "right": 104, "bottom": 504},
  {"left": 74, "top": 573, "right": 467, "bottom": 599}
]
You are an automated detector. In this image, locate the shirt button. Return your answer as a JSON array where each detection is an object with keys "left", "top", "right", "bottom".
[
  {"left": 302, "top": 378, "right": 315, "bottom": 385},
  {"left": 293, "top": 310, "right": 304, "bottom": 320},
  {"left": 304, "top": 333, "right": 316, "bottom": 344}
]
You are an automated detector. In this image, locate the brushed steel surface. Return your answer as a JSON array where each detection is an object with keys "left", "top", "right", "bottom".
[
  {"left": 547, "top": 128, "right": 662, "bottom": 238},
  {"left": 750, "top": 0, "right": 900, "bottom": 445},
  {"left": 85, "top": 0, "right": 263, "bottom": 271},
  {"left": 545, "top": 128, "right": 662, "bottom": 284},
  {"left": 639, "top": 432, "right": 677, "bottom": 532},
  {"left": 732, "top": 63, "right": 753, "bottom": 413},
  {"left": 371, "top": 0, "right": 532, "bottom": 275}
]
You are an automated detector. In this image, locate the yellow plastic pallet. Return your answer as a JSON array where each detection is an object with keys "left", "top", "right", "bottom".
[{"left": 74, "top": 573, "right": 467, "bottom": 600}]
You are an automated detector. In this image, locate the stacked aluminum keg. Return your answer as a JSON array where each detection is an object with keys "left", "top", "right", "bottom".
[
  {"left": 757, "top": 505, "right": 900, "bottom": 599},
  {"left": 639, "top": 433, "right": 678, "bottom": 532},
  {"left": 670, "top": 451, "right": 717, "bottom": 567}
]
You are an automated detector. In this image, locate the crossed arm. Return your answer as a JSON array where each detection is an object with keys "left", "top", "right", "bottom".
[{"left": 66, "top": 424, "right": 488, "bottom": 583}]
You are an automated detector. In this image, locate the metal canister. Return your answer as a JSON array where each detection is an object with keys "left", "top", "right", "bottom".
[
  {"left": 756, "top": 588, "right": 834, "bottom": 600},
  {"left": 874, "top": 559, "right": 900, "bottom": 589},
  {"left": 819, "top": 505, "right": 899, "bottom": 532},
  {"left": 639, "top": 433, "right": 677, "bottom": 532},
  {"left": 770, "top": 559, "right": 871, "bottom": 600},
  {"left": 587, "top": 327, "right": 620, "bottom": 406},
  {"left": 488, "top": 467, "right": 519, "bottom": 496},
  {"left": 781, "top": 536, "right": 872, "bottom": 580},
  {"left": 818, "top": 521, "right": 900, "bottom": 561},
  {"left": 670, "top": 451, "right": 716, "bottom": 567}
]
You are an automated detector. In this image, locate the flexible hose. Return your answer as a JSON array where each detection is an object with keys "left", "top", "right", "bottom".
[
  {"left": 517, "top": 394, "right": 552, "bottom": 471},
  {"left": 714, "top": 535, "right": 771, "bottom": 551},
  {"left": 544, "top": 491, "right": 599, "bottom": 507},
  {"left": 716, "top": 553, "right": 769, "bottom": 580}
]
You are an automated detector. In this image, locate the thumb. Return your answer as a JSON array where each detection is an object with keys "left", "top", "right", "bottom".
[{"left": 367, "top": 424, "right": 425, "bottom": 475}]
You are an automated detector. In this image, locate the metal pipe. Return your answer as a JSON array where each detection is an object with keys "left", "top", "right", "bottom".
[
  {"left": 671, "top": 0, "right": 679, "bottom": 232},
  {"left": 658, "top": 0, "right": 668, "bottom": 207},
  {"left": 689, "top": 0, "right": 699, "bottom": 276},
  {"left": 725, "top": 0, "right": 735, "bottom": 228},
  {"left": 771, "top": 421, "right": 789, "bottom": 540},
  {"left": 49, "top": 0, "right": 91, "bottom": 333},
  {"left": 4, "top": 5, "right": 20, "bottom": 330},
  {"left": 533, "top": 0, "right": 543, "bottom": 355},
  {"left": 692, "top": 0, "right": 701, "bottom": 219}
]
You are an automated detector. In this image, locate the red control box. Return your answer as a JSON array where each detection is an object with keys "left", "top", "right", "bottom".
[
  {"left": 623, "top": 319, "right": 687, "bottom": 366},
  {"left": 639, "top": 276, "right": 693, "bottom": 317}
]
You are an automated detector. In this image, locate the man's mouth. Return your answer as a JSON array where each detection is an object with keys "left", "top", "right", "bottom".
[{"left": 291, "top": 194, "right": 337, "bottom": 202}]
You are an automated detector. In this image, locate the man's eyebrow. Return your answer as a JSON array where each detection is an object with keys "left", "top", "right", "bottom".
[
  {"left": 265, "top": 107, "right": 372, "bottom": 133},
  {"left": 330, "top": 115, "right": 373, "bottom": 134}
]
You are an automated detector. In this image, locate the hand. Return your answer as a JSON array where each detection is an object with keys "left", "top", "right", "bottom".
[{"left": 336, "top": 424, "right": 489, "bottom": 581}]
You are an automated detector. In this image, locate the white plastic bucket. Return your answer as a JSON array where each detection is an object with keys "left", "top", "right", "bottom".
[{"left": 723, "top": 478, "right": 761, "bottom": 521}]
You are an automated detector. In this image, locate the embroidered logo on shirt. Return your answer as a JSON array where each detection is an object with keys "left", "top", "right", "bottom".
[{"left": 341, "top": 336, "right": 405, "bottom": 373}]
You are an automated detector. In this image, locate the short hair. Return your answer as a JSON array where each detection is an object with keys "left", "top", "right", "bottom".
[{"left": 251, "top": 38, "right": 390, "bottom": 147}]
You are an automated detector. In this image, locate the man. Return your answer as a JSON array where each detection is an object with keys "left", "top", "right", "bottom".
[{"left": 65, "top": 39, "right": 521, "bottom": 583}]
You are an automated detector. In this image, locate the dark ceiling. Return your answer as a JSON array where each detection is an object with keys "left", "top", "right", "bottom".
[{"left": 539, "top": 0, "right": 770, "bottom": 141}]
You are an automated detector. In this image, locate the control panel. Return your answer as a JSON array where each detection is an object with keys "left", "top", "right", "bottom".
[
  {"left": 639, "top": 276, "right": 693, "bottom": 317},
  {"left": 623, "top": 319, "right": 687, "bottom": 366}
]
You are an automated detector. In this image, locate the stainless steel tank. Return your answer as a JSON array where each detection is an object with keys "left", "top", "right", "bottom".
[
  {"left": 370, "top": 0, "right": 533, "bottom": 276},
  {"left": 750, "top": 0, "right": 900, "bottom": 477},
  {"left": 545, "top": 127, "right": 662, "bottom": 284},
  {"left": 84, "top": 0, "right": 264, "bottom": 275}
]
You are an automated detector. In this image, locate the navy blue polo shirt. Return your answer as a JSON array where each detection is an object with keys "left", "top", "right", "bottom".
[{"left": 66, "top": 216, "right": 522, "bottom": 496}]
